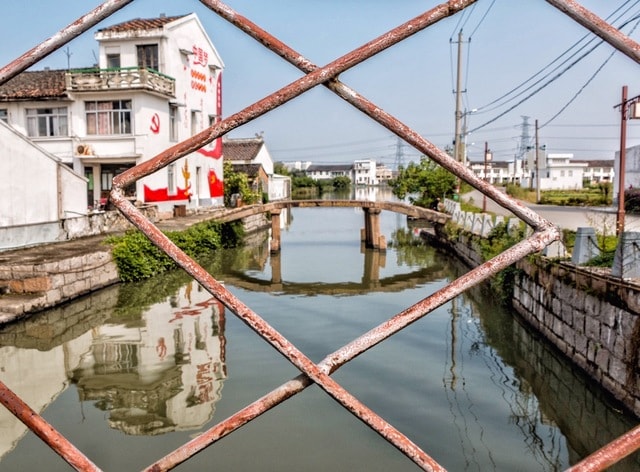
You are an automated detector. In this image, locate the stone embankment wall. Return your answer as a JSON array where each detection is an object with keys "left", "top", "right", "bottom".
[
  {"left": 0, "top": 211, "right": 269, "bottom": 325},
  {"left": 513, "top": 258, "right": 640, "bottom": 416},
  {"left": 429, "top": 199, "right": 640, "bottom": 417},
  {"left": 0, "top": 240, "right": 119, "bottom": 324}
]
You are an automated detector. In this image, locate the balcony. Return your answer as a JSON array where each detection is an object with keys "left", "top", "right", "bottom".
[{"left": 66, "top": 67, "right": 175, "bottom": 97}]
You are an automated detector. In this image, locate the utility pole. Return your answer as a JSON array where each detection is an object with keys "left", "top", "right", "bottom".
[
  {"left": 453, "top": 30, "right": 464, "bottom": 166},
  {"left": 616, "top": 86, "right": 628, "bottom": 236},
  {"left": 535, "top": 119, "right": 541, "bottom": 204},
  {"left": 483, "top": 141, "right": 491, "bottom": 213}
]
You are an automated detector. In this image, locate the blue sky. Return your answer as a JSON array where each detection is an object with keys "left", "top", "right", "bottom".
[{"left": 2, "top": 1, "right": 640, "bottom": 166}]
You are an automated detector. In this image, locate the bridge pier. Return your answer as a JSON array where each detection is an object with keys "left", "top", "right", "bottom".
[
  {"left": 270, "top": 209, "right": 282, "bottom": 253},
  {"left": 361, "top": 207, "right": 386, "bottom": 250}
]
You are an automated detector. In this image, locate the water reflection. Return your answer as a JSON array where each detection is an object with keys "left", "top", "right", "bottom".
[
  {"left": 1, "top": 204, "right": 638, "bottom": 470},
  {"left": 442, "top": 259, "right": 640, "bottom": 471},
  {"left": 0, "top": 278, "right": 227, "bottom": 459},
  {"left": 69, "top": 280, "right": 226, "bottom": 436}
]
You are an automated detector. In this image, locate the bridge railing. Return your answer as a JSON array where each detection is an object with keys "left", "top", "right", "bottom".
[{"left": 1, "top": 1, "right": 639, "bottom": 471}]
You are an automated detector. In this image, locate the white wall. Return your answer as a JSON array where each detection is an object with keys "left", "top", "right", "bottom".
[{"left": 0, "top": 122, "right": 88, "bottom": 249}]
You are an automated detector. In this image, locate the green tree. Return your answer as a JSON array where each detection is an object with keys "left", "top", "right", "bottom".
[
  {"left": 389, "top": 157, "right": 456, "bottom": 208},
  {"left": 274, "top": 161, "right": 290, "bottom": 176},
  {"left": 223, "top": 160, "right": 260, "bottom": 206},
  {"left": 332, "top": 176, "right": 351, "bottom": 189}
]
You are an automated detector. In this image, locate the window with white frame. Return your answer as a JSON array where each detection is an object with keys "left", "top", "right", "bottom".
[
  {"left": 0, "top": 109, "right": 7, "bottom": 123},
  {"left": 169, "top": 105, "right": 178, "bottom": 142},
  {"left": 26, "top": 107, "right": 68, "bottom": 137},
  {"left": 85, "top": 100, "right": 132, "bottom": 135}
]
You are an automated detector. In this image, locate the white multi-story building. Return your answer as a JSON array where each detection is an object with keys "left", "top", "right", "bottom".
[
  {"left": 522, "top": 152, "right": 587, "bottom": 190},
  {"left": 353, "top": 159, "right": 378, "bottom": 186},
  {"left": 0, "top": 14, "right": 225, "bottom": 213},
  {"left": 468, "top": 160, "right": 512, "bottom": 185},
  {"left": 574, "top": 159, "right": 615, "bottom": 185}
]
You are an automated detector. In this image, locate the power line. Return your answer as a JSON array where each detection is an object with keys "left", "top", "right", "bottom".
[
  {"left": 541, "top": 14, "right": 640, "bottom": 128},
  {"left": 468, "top": 1, "right": 640, "bottom": 134},
  {"left": 473, "top": 1, "right": 640, "bottom": 116}
]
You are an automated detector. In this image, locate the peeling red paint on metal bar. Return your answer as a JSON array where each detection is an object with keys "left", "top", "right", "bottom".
[
  {"left": 144, "top": 230, "right": 557, "bottom": 472},
  {"left": 198, "top": 0, "right": 551, "bottom": 232},
  {"left": 546, "top": 0, "right": 640, "bottom": 63},
  {"left": 566, "top": 424, "right": 640, "bottom": 472},
  {"left": 0, "top": 1, "right": 638, "bottom": 471},
  {"left": 110, "top": 189, "right": 447, "bottom": 471},
  {"left": 0, "top": 0, "right": 133, "bottom": 85},
  {"left": 0, "top": 380, "right": 102, "bottom": 472}
]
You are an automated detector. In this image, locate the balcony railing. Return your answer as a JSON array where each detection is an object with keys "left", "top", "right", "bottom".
[{"left": 65, "top": 67, "right": 175, "bottom": 97}]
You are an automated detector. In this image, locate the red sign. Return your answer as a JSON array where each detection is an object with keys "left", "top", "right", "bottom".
[{"left": 150, "top": 113, "right": 160, "bottom": 134}]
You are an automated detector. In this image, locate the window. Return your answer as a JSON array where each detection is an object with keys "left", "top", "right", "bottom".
[
  {"left": 106, "top": 54, "right": 121, "bottom": 69},
  {"left": 168, "top": 163, "right": 176, "bottom": 195},
  {"left": 169, "top": 105, "right": 178, "bottom": 142},
  {"left": 85, "top": 100, "right": 132, "bottom": 135},
  {"left": 0, "top": 109, "right": 7, "bottom": 123},
  {"left": 101, "top": 168, "right": 114, "bottom": 191},
  {"left": 26, "top": 107, "right": 68, "bottom": 137},
  {"left": 137, "top": 44, "right": 159, "bottom": 71},
  {"left": 191, "top": 110, "right": 199, "bottom": 136}
]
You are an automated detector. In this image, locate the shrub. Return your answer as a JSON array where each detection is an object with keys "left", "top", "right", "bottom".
[{"left": 107, "top": 220, "right": 243, "bottom": 282}]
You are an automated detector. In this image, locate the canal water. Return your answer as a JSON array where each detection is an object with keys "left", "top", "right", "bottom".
[{"left": 0, "top": 197, "right": 639, "bottom": 470}]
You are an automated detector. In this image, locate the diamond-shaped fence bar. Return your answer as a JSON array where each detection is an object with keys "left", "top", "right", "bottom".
[{"left": 0, "top": 1, "right": 639, "bottom": 471}]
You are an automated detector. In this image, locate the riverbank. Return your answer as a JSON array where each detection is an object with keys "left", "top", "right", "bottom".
[
  {"left": 0, "top": 207, "right": 268, "bottom": 325},
  {"left": 422, "top": 202, "right": 640, "bottom": 418},
  {"left": 462, "top": 189, "right": 640, "bottom": 232}
]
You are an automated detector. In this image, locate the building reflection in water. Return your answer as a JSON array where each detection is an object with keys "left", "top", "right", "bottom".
[{"left": 70, "top": 281, "right": 227, "bottom": 436}]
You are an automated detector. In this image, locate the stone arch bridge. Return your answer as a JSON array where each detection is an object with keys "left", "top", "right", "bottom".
[{"left": 205, "top": 199, "right": 449, "bottom": 252}]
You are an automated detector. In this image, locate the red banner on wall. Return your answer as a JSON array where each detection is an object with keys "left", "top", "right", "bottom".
[
  {"left": 197, "top": 72, "right": 222, "bottom": 159},
  {"left": 208, "top": 169, "right": 224, "bottom": 198}
]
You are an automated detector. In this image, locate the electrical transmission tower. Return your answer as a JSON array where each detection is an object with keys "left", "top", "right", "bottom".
[
  {"left": 394, "top": 137, "right": 406, "bottom": 170},
  {"left": 516, "top": 116, "right": 532, "bottom": 161}
]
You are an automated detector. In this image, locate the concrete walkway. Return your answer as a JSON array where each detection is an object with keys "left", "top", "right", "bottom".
[{"left": 462, "top": 189, "right": 640, "bottom": 232}]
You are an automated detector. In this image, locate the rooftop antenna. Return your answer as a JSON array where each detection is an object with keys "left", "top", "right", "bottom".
[{"left": 64, "top": 46, "right": 72, "bottom": 70}]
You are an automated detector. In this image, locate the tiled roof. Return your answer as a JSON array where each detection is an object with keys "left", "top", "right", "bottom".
[
  {"left": 0, "top": 69, "right": 68, "bottom": 101},
  {"left": 97, "top": 15, "right": 188, "bottom": 33},
  {"left": 223, "top": 137, "right": 263, "bottom": 162},
  {"left": 573, "top": 159, "right": 614, "bottom": 168}
]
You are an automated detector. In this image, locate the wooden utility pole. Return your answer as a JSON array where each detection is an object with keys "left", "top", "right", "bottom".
[
  {"left": 453, "top": 30, "right": 464, "bottom": 167},
  {"left": 616, "top": 86, "right": 628, "bottom": 236},
  {"left": 535, "top": 119, "right": 541, "bottom": 204},
  {"left": 483, "top": 141, "right": 491, "bottom": 213}
]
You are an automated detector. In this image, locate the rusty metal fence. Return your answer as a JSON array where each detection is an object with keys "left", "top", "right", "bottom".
[{"left": 1, "top": 1, "right": 640, "bottom": 470}]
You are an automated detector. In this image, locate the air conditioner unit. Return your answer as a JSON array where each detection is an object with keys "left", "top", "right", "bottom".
[{"left": 76, "top": 144, "right": 93, "bottom": 156}]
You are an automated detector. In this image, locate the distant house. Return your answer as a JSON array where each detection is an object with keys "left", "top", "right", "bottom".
[
  {"left": 223, "top": 136, "right": 290, "bottom": 201},
  {"left": 0, "top": 13, "right": 226, "bottom": 214},
  {"left": 306, "top": 164, "right": 353, "bottom": 181},
  {"left": 468, "top": 160, "right": 511, "bottom": 184},
  {"left": 353, "top": 159, "right": 378, "bottom": 185},
  {"left": 523, "top": 152, "right": 587, "bottom": 190},
  {"left": 305, "top": 159, "right": 388, "bottom": 186},
  {"left": 376, "top": 163, "right": 393, "bottom": 183},
  {"left": 614, "top": 144, "right": 640, "bottom": 199},
  {"left": 574, "top": 159, "right": 614, "bottom": 184}
]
